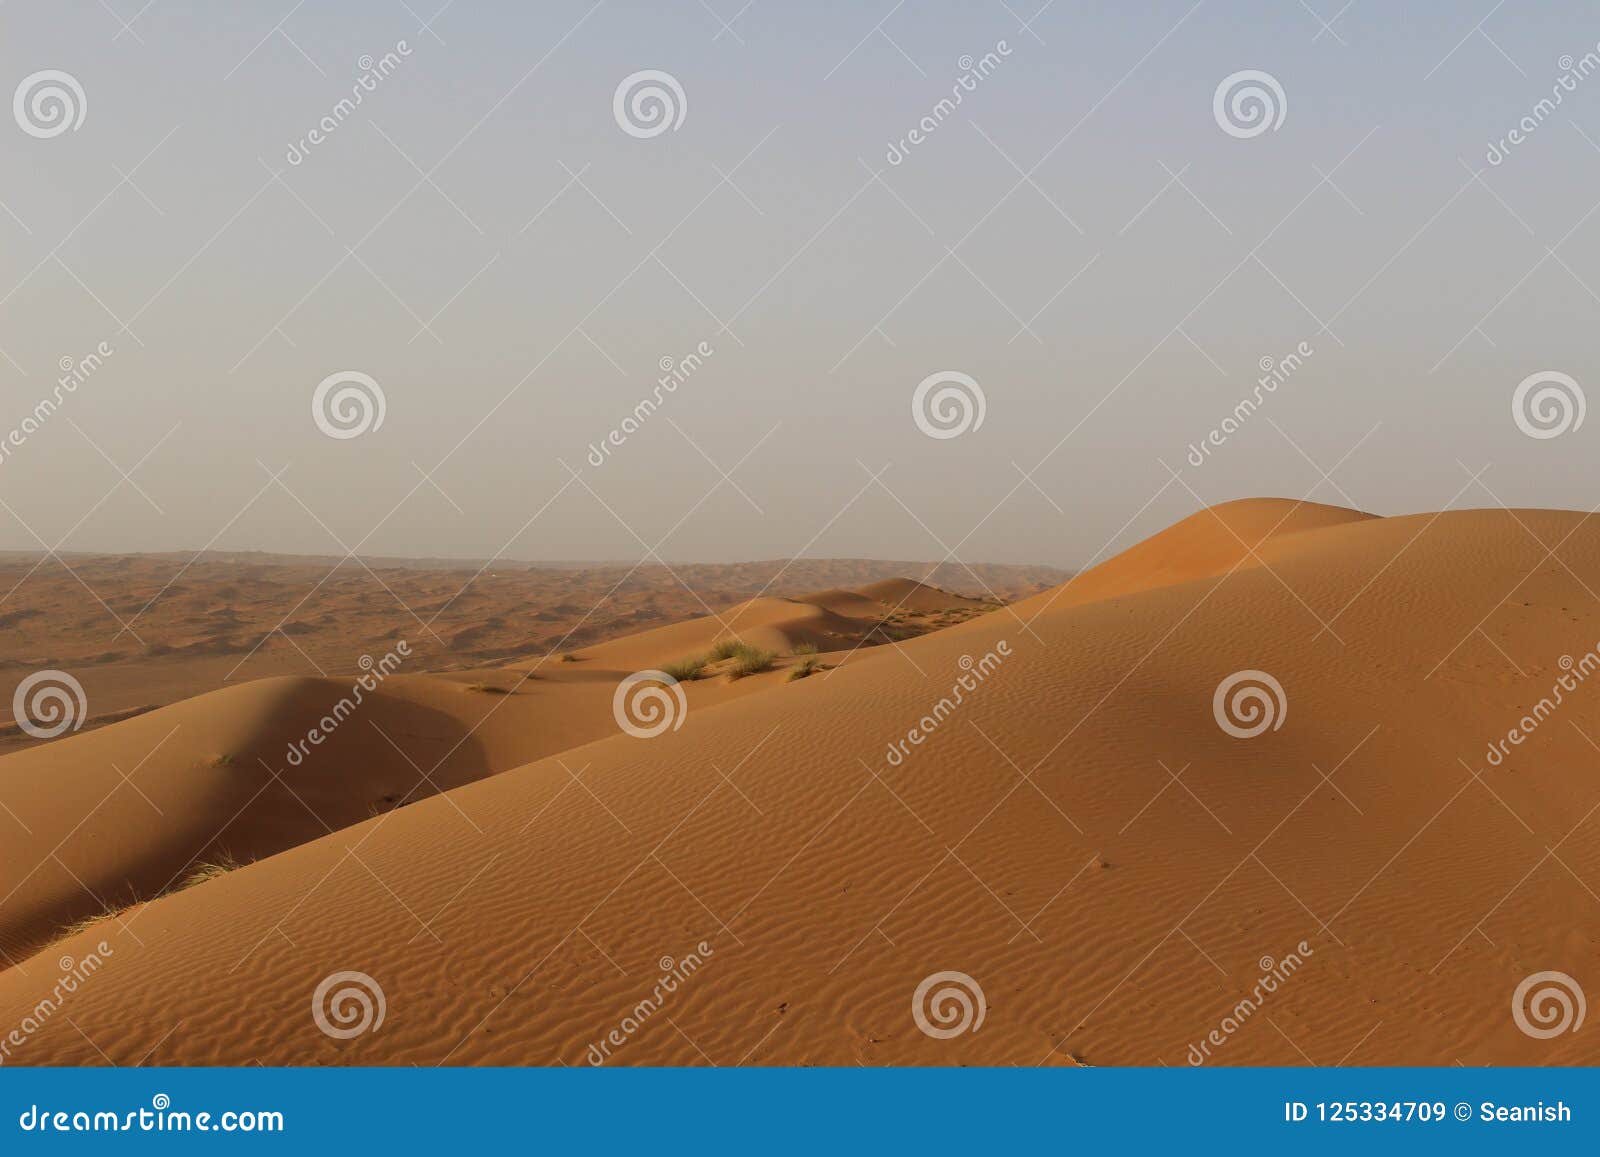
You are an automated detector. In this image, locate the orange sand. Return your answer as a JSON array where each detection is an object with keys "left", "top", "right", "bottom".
[{"left": 1, "top": 501, "right": 1597, "bottom": 1067}]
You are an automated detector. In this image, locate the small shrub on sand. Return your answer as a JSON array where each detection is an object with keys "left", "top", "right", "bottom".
[
  {"left": 660, "top": 657, "right": 707, "bottom": 682},
  {"left": 787, "top": 657, "right": 823, "bottom": 681},
  {"left": 727, "top": 646, "right": 777, "bottom": 680},
  {"left": 467, "top": 682, "right": 515, "bottom": 694},
  {"left": 560, "top": 652, "right": 579, "bottom": 662},
  {"left": 790, "top": 642, "right": 818, "bottom": 656},
  {"left": 49, "top": 857, "right": 245, "bottom": 950},
  {"left": 707, "top": 637, "right": 746, "bottom": 662},
  {"left": 180, "top": 854, "right": 246, "bottom": 891},
  {"left": 867, "top": 621, "right": 915, "bottom": 644}
]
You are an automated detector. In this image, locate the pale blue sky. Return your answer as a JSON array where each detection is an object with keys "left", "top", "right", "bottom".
[{"left": 2, "top": 1, "right": 1597, "bottom": 566}]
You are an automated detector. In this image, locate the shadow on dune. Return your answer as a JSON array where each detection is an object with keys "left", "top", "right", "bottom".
[{"left": 0, "top": 675, "right": 492, "bottom": 969}]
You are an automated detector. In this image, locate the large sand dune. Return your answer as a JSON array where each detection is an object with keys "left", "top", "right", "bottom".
[
  {"left": 0, "top": 579, "right": 990, "bottom": 968},
  {"left": 2, "top": 503, "right": 1598, "bottom": 1067}
]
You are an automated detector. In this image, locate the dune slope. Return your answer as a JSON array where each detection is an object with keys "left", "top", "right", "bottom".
[
  {"left": 0, "top": 578, "right": 978, "bottom": 967},
  {"left": 2, "top": 506, "right": 1598, "bottom": 1068},
  {"left": 1017, "top": 497, "right": 1376, "bottom": 614}
]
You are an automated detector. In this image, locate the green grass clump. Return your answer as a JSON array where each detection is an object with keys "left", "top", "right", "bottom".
[
  {"left": 699, "top": 636, "right": 778, "bottom": 678},
  {"left": 727, "top": 646, "right": 777, "bottom": 680},
  {"left": 787, "top": 657, "right": 823, "bottom": 681},
  {"left": 706, "top": 637, "right": 746, "bottom": 662},
  {"left": 660, "top": 657, "right": 707, "bottom": 682},
  {"left": 867, "top": 621, "right": 916, "bottom": 644},
  {"left": 790, "top": 642, "right": 818, "bottom": 656}
]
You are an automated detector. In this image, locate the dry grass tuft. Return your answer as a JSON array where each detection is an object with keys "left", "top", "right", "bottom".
[
  {"left": 180, "top": 854, "right": 247, "bottom": 891},
  {"left": 707, "top": 637, "right": 746, "bottom": 662},
  {"left": 660, "top": 657, "right": 707, "bottom": 682},
  {"left": 727, "top": 645, "right": 777, "bottom": 680},
  {"left": 787, "top": 656, "right": 823, "bottom": 681}
]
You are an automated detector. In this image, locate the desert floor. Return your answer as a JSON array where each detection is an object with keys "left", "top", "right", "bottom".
[{"left": 1, "top": 500, "right": 1597, "bottom": 1066}]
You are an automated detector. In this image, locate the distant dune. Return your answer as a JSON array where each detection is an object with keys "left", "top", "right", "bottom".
[
  {"left": 0, "top": 554, "right": 1064, "bottom": 754},
  {"left": 2, "top": 504, "right": 1598, "bottom": 1067}
]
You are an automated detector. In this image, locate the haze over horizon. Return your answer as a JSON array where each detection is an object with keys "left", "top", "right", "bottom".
[
  {"left": 4, "top": 1, "right": 1599, "bottom": 568},
  {"left": 7, "top": 2, "right": 1600, "bottom": 1086}
]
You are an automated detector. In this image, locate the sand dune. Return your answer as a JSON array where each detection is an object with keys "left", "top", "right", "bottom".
[
  {"left": 0, "top": 577, "right": 985, "bottom": 968},
  {"left": 3, "top": 505, "right": 1599, "bottom": 1068},
  {"left": 0, "top": 674, "right": 500, "bottom": 967},
  {"left": 0, "top": 555, "right": 1059, "bottom": 756},
  {"left": 571, "top": 580, "right": 995, "bottom": 670},
  {"left": 1015, "top": 497, "right": 1377, "bottom": 613}
]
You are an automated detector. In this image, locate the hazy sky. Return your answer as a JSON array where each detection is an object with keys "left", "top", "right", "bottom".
[{"left": 2, "top": 1, "right": 1598, "bottom": 567}]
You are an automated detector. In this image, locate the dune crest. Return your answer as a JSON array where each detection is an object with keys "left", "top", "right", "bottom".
[
  {"left": 2, "top": 505, "right": 1598, "bottom": 1069},
  {"left": 1023, "top": 497, "right": 1376, "bottom": 613}
]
